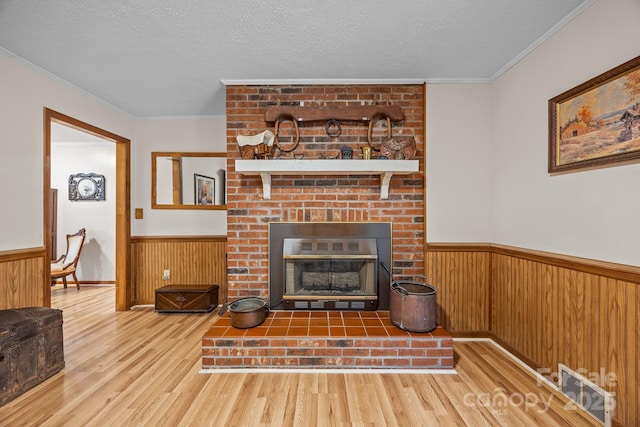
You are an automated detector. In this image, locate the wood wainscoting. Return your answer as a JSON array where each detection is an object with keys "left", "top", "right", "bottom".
[
  {"left": 0, "top": 247, "right": 46, "bottom": 309},
  {"left": 424, "top": 244, "right": 491, "bottom": 334},
  {"left": 426, "top": 243, "right": 640, "bottom": 427},
  {"left": 130, "top": 236, "right": 227, "bottom": 306}
]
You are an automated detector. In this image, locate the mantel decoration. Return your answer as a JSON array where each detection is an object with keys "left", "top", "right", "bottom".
[
  {"left": 260, "top": 102, "right": 417, "bottom": 160},
  {"left": 549, "top": 55, "right": 640, "bottom": 173},
  {"left": 68, "top": 173, "right": 105, "bottom": 201},
  {"left": 236, "top": 130, "right": 275, "bottom": 159}
]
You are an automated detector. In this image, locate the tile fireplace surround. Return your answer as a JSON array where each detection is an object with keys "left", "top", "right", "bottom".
[{"left": 202, "top": 311, "right": 453, "bottom": 370}]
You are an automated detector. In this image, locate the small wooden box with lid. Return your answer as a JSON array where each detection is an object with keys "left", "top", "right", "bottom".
[{"left": 155, "top": 284, "right": 219, "bottom": 313}]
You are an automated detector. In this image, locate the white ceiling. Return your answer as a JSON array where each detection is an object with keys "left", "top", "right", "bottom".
[{"left": 0, "top": 0, "right": 591, "bottom": 117}]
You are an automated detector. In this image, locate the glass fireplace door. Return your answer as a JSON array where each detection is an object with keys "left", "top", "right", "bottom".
[{"left": 282, "top": 238, "right": 378, "bottom": 310}]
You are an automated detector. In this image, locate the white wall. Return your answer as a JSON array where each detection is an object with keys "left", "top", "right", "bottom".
[
  {"left": 131, "top": 117, "right": 227, "bottom": 236},
  {"left": 490, "top": 0, "right": 640, "bottom": 266},
  {"left": 0, "top": 49, "right": 228, "bottom": 256},
  {"left": 426, "top": 84, "right": 493, "bottom": 242},
  {"left": 51, "top": 141, "right": 116, "bottom": 281},
  {"left": 0, "top": 51, "right": 134, "bottom": 251},
  {"left": 427, "top": 0, "right": 640, "bottom": 266}
]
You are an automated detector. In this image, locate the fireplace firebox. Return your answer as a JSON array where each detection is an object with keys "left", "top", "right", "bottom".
[{"left": 269, "top": 223, "right": 391, "bottom": 310}]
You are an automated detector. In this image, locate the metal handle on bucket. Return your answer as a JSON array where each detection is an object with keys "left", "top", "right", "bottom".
[{"left": 391, "top": 282, "right": 409, "bottom": 296}]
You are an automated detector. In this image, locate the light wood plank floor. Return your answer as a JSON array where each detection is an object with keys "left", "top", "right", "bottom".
[{"left": 0, "top": 286, "right": 597, "bottom": 426}]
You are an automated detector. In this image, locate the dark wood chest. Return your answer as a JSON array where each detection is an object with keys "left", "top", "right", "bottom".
[
  {"left": 0, "top": 307, "right": 64, "bottom": 406},
  {"left": 155, "top": 284, "right": 219, "bottom": 313}
]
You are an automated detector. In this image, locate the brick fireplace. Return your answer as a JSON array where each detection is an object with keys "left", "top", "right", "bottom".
[
  {"left": 225, "top": 83, "right": 426, "bottom": 302},
  {"left": 202, "top": 83, "right": 453, "bottom": 370}
]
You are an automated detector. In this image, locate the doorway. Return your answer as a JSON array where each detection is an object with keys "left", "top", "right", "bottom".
[
  {"left": 44, "top": 108, "right": 131, "bottom": 310},
  {"left": 51, "top": 123, "right": 116, "bottom": 289}
]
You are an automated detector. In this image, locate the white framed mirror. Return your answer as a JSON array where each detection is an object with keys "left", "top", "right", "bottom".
[{"left": 152, "top": 152, "right": 226, "bottom": 210}]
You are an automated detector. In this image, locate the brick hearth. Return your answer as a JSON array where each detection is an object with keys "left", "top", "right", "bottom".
[{"left": 202, "top": 311, "right": 453, "bottom": 369}]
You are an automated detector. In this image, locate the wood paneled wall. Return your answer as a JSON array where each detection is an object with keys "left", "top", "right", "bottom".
[
  {"left": 426, "top": 243, "right": 640, "bottom": 427},
  {"left": 130, "top": 236, "right": 227, "bottom": 305},
  {"left": 0, "top": 247, "right": 46, "bottom": 309},
  {"left": 425, "top": 245, "right": 491, "bottom": 333}
]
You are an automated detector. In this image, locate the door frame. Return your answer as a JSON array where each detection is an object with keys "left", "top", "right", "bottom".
[{"left": 44, "top": 108, "right": 132, "bottom": 310}]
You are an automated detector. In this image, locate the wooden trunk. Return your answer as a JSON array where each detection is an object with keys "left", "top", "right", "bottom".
[
  {"left": 155, "top": 285, "right": 219, "bottom": 313},
  {"left": 0, "top": 307, "right": 64, "bottom": 406}
]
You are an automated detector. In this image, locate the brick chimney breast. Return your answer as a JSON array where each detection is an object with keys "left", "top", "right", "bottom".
[{"left": 226, "top": 84, "right": 425, "bottom": 301}]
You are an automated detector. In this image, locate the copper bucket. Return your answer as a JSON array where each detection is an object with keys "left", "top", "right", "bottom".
[{"left": 389, "top": 276, "right": 437, "bottom": 332}]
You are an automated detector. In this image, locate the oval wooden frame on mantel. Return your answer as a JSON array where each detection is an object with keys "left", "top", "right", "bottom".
[{"left": 152, "top": 152, "right": 227, "bottom": 210}]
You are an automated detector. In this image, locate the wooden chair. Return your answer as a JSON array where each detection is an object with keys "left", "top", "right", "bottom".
[{"left": 51, "top": 228, "right": 86, "bottom": 289}]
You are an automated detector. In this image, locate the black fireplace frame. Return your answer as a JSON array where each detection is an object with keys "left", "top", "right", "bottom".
[{"left": 269, "top": 222, "right": 392, "bottom": 310}]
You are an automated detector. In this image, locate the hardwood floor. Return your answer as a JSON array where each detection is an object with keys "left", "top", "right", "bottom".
[{"left": 0, "top": 286, "right": 598, "bottom": 426}]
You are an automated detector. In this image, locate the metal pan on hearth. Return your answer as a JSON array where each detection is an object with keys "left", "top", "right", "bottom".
[{"left": 229, "top": 297, "right": 269, "bottom": 329}]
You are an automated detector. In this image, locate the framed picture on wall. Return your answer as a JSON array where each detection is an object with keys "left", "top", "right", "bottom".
[
  {"left": 68, "top": 173, "right": 105, "bottom": 201},
  {"left": 194, "top": 174, "right": 215, "bottom": 205},
  {"left": 549, "top": 55, "right": 640, "bottom": 173}
]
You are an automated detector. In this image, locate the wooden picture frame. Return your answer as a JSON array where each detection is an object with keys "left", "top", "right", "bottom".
[
  {"left": 194, "top": 174, "right": 215, "bottom": 205},
  {"left": 549, "top": 55, "right": 640, "bottom": 173}
]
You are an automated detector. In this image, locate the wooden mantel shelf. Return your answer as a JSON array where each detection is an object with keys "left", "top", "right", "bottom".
[{"left": 235, "top": 159, "right": 419, "bottom": 200}]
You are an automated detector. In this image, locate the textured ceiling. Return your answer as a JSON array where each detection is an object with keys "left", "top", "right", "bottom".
[{"left": 0, "top": 0, "right": 591, "bottom": 117}]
